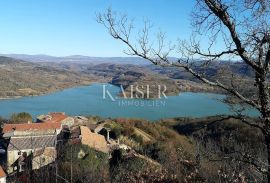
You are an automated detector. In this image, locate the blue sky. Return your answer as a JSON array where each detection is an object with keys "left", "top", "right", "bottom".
[{"left": 0, "top": 0, "right": 195, "bottom": 57}]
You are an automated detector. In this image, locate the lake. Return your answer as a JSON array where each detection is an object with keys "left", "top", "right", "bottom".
[{"left": 0, "top": 83, "right": 258, "bottom": 120}]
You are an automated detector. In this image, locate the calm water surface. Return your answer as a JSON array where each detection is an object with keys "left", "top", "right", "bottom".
[{"left": 0, "top": 84, "right": 258, "bottom": 120}]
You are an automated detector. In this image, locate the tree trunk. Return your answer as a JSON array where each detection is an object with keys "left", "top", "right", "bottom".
[
  {"left": 256, "top": 72, "right": 270, "bottom": 182},
  {"left": 265, "top": 124, "right": 270, "bottom": 183}
]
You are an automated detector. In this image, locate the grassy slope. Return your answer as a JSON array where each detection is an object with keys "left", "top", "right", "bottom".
[{"left": 158, "top": 115, "right": 265, "bottom": 182}]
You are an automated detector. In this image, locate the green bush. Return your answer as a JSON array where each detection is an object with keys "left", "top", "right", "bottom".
[
  {"left": 131, "top": 134, "right": 144, "bottom": 144},
  {"left": 59, "top": 144, "right": 110, "bottom": 183},
  {"left": 104, "top": 122, "right": 124, "bottom": 139},
  {"left": 111, "top": 156, "right": 177, "bottom": 183},
  {"left": 10, "top": 112, "right": 32, "bottom": 123},
  {"left": 61, "top": 144, "right": 108, "bottom": 171}
]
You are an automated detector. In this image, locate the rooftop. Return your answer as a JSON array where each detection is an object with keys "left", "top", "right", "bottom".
[
  {"left": 8, "top": 135, "right": 57, "bottom": 151},
  {"left": 0, "top": 166, "right": 6, "bottom": 178},
  {"left": 3, "top": 122, "right": 62, "bottom": 134},
  {"left": 37, "top": 112, "right": 68, "bottom": 123}
]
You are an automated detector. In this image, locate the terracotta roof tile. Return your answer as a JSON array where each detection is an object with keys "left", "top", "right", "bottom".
[
  {"left": 0, "top": 166, "right": 6, "bottom": 178},
  {"left": 44, "top": 112, "right": 68, "bottom": 123},
  {"left": 3, "top": 122, "right": 61, "bottom": 134}
]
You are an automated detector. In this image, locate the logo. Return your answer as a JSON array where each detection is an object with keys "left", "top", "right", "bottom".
[{"left": 102, "top": 84, "right": 167, "bottom": 107}]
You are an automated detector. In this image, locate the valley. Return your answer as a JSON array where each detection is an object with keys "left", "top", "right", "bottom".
[
  {"left": 0, "top": 56, "right": 106, "bottom": 98},
  {"left": 0, "top": 54, "right": 257, "bottom": 103}
]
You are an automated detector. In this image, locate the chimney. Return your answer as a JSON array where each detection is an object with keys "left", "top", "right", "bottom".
[{"left": 106, "top": 129, "right": 111, "bottom": 141}]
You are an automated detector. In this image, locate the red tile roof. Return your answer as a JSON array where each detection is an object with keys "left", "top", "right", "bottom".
[
  {"left": 43, "top": 112, "right": 68, "bottom": 123},
  {"left": 0, "top": 166, "right": 6, "bottom": 178},
  {"left": 2, "top": 122, "right": 62, "bottom": 134}
]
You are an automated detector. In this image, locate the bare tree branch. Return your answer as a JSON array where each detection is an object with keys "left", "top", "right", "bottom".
[
  {"left": 97, "top": 8, "right": 261, "bottom": 110},
  {"left": 203, "top": 0, "right": 261, "bottom": 72},
  {"left": 97, "top": 3, "right": 270, "bottom": 179}
]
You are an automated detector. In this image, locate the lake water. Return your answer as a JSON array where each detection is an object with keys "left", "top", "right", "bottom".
[{"left": 0, "top": 83, "right": 258, "bottom": 120}]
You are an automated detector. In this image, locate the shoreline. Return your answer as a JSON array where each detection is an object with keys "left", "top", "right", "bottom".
[
  {"left": 0, "top": 85, "right": 258, "bottom": 120},
  {"left": 0, "top": 83, "right": 224, "bottom": 100},
  {"left": 0, "top": 96, "right": 23, "bottom": 100},
  {"left": 0, "top": 81, "right": 101, "bottom": 100}
]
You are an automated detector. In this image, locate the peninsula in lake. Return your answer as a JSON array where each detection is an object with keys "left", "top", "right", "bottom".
[
  {"left": 0, "top": 0, "right": 268, "bottom": 182},
  {"left": 0, "top": 54, "right": 255, "bottom": 99}
]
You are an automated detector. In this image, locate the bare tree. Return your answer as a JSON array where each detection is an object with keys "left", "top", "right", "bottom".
[{"left": 97, "top": 0, "right": 270, "bottom": 181}]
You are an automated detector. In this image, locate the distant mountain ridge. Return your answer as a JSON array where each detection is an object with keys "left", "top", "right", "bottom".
[
  {"left": 0, "top": 54, "right": 150, "bottom": 65},
  {"left": 0, "top": 54, "right": 256, "bottom": 99}
]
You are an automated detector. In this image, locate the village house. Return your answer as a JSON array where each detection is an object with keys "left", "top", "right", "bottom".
[
  {"left": 70, "top": 126, "right": 109, "bottom": 153},
  {"left": 2, "top": 123, "right": 60, "bottom": 174},
  {"left": 0, "top": 166, "right": 6, "bottom": 183},
  {"left": 32, "top": 147, "right": 56, "bottom": 170},
  {"left": 6, "top": 135, "right": 57, "bottom": 174},
  {"left": 1, "top": 113, "right": 124, "bottom": 178},
  {"left": 80, "top": 126, "right": 109, "bottom": 153},
  {"left": 37, "top": 112, "right": 74, "bottom": 127},
  {"left": 2, "top": 122, "right": 62, "bottom": 138}
]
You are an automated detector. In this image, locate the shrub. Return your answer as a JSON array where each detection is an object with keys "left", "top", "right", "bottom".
[
  {"left": 60, "top": 144, "right": 108, "bottom": 170},
  {"left": 111, "top": 156, "right": 178, "bottom": 183},
  {"left": 58, "top": 144, "right": 110, "bottom": 183},
  {"left": 104, "top": 122, "right": 125, "bottom": 139},
  {"left": 10, "top": 112, "right": 32, "bottom": 123},
  {"left": 130, "top": 134, "right": 144, "bottom": 144}
]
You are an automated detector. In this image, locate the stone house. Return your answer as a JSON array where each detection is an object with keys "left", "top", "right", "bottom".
[
  {"left": 37, "top": 112, "right": 74, "bottom": 127},
  {"left": 80, "top": 126, "right": 109, "bottom": 153},
  {"left": 2, "top": 123, "right": 62, "bottom": 138},
  {"left": 70, "top": 126, "right": 109, "bottom": 153},
  {"left": 32, "top": 147, "right": 57, "bottom": 170},
  {"left": 6, "top": 135, "right": 57, "bottom": 174},
  {"left": 2, "top": 122, "right": 61, "bottom": 174}
]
